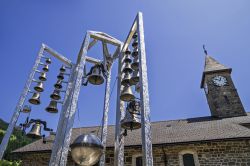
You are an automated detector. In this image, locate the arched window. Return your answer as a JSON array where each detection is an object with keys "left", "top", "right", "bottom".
[
  {"left": 132, "top": 154, "right": 143, "bottom": 166},
  {"left": 179, "top": 150, "right": 200, "bottom": 166}
]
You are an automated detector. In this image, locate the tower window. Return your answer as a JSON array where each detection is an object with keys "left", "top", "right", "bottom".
[
  {"left": 183, "top": 154, "right": 195, "bottom": 166},
  {"left": 179, "top": 150, "right": 200, "bottom": 166},
  {"left": 132, "top": 154, "right": 143, "bottom": 166}
]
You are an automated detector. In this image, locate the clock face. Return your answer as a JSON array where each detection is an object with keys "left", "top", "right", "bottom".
[{"left": 212, "top": 76, "right": 227, "bottom": 86}]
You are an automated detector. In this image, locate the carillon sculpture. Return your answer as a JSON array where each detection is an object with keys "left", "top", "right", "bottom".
[{"left": 0, "top": 12, "right": 153, "bottom": 166}]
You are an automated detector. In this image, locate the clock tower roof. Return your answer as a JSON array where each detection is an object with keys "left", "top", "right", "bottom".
[{"left": 201, "top": 55, "right": 232, "bottom": 88}]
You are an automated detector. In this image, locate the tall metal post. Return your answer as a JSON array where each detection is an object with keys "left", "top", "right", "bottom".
[
  {"left": 137, "top": 12, "right": 153, "bottom": 166},
  {"left": 0, "top": 44, "right": 45, "bottom": 159}
]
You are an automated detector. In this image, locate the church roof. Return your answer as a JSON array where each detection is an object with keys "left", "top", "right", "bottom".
[
  {"left": 201, "top": 55, "right": 232, "bottom": 88},
  {"left": 13, "top": 113, "right": 250, "bottom": 153}
]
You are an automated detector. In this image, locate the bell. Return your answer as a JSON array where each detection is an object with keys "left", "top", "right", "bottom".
[
  {"left": 46, "top": 100, "right": 58, "bottom": 113},
  {"left": 132, "top": 40, "right": 138, "bottom": 48},
  {"left": 54, "top": 79, "right": 63, "bottom": 89},
  {"left": 50, "top": 89, "right": 61, "bottom": 100},
  {"left": 135, "top": 83, "right": 140, "bottom": 93},
  {"left": 121, "top": 72, "right": 131, "bottom": 86},
  {"left": 88, "top": 65, "right": 104, "bottom": 85},
  {"left": 122, "top": 62, "right": 133, "bottom": 73},
  {"left": 130, "top": 70, "right": 139, "bottom": 85},
  {"left": 34, "top": 82, "right": 44, "bottom": 92},
  {"left": 132, "top": 33, "right": 138, "bottom": 39},
  {"left": 123, "top": 54, "right": 132, "bottom": 63},
  {"left": 60, "top": 66, "right": 66, "bottom": 72},
  {"left": 43, "top": 64, "right": 49, "bottom": 72},
  {"left": 57, "top": 72, "right": 64, "bottom": 80},
  {"left": 45, "top": 58, "right": 52, "bottom": 64},
  {"left": 131, "top": 56, "right": 139, "bottom": 71},
  {"left": 120, "top": 86, "right": 135, "bottom": 102},
  {"left": 39, "top": 72, "right": 47, "bottom": 81},
  {"left": 22, "top": 105, "right": 31, "bottom": 113},
  {"left": 127, "top": 100, "right": 141, "bottom": 114},
  {"left": 132, "top": 48, "right": 138, "bottom": 58},
  {"left": 121, "top": 108, "right": 141, "bottom": 131},
  {"left": 29, "top": 93, "right": 41, "bottom": 105},
  {"left": 70, "top": 133, "right": 104, "bottom": 166},
  {"left": 27, "top": 122, "right": 42, "bottom": 139},
  {"left": 125, "top": 50, "right": 131, "bottom": 55}
]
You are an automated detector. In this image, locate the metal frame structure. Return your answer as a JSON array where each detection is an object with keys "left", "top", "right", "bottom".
[{"left": 0, "top": 12, "right": 153, "bottom": 166}]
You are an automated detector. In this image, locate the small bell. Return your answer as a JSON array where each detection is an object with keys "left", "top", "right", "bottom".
[
  {"left": 130, "top": 70, "right": 139, "bottom": 85},
  {"left": 121, "top": 108, "right": 141, "bottom": 131},
  {"left": 50, "top": 89, "right": 61, "bottom": 100},
  {"left": 34, "top": 82, "right": 44, "bottom": 92},
  {"left": 132, "top": 33, "right": 138, "bottom": 39},
  {"left": 54, "top": 80, "right": 63, "bottom": 89},
  {"left": 121, "top": 72, "right": 132, "bottom": 86},
  {"left": 135, "top": 83, "right": 140, "bottom": 93},
  {"left": 125, "top": 50, "right": 131, "bottom": 55},
  {"left": 42, "top": 64, "right": 49, "bottom": 72},
  {"left": 132, "top": 48, "right": 138, "bottom": 58},
  {"left": 27, "top": 122, "right": 42, "bottom": 139},
  {"left": 122, "top": 62, "right": 133, "bottom": 73},
  {"left": 132, "top": 40, "right": 138, "bottom": 48},
  {"left": 46, "top": 100, "right": 58, "bottom": 113},
  {"left": 45, "top": 58, "right": 52, "bottom": 64},
  {"left": 29, "top": 93, "right": 41, "bottom": 105},
  {"left": 57, "top": 73, "right": 64, "bottom": 80},
  {"left": 22, "top": 105, "right": 31, "bottom": 113},
  {"left": 131, "top": 56, "right": 139, "bottom": 71},
  {"left": 123, "top": 54, "right": 132, "bottom": 63},
  {"left": 120, "top": 86, "right": 135, "bottom": 102},
  {"left": 60, "top": 66, "right": 66, "bottom": 72},
  {"left": 39, "top": 72, "right": 47, "bottom": 81},
  {"left": 88, "top": 65, "right": 104, "bottom": 85}
]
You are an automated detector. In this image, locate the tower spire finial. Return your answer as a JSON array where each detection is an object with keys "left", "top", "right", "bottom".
[{"left": 203, "top": 44, "right": 208, "bottom": 55}]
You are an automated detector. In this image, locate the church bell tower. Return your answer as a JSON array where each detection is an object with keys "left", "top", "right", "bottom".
[{"left": 201, "top": 49, "right": 246, "bottom": 118}]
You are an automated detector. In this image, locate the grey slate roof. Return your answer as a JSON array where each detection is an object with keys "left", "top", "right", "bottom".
[{"left": 14, "top": 113, "right": 250, "bottom": 153}]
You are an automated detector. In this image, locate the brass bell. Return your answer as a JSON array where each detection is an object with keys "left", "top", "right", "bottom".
[
  {"left": 132, "top": 48, "right": 138, "bottom": 58},
  {"left": 132, "top": 33, "right": 138, "bottom": 39},
  {"left": 46, "top": 100, "right": 58, "bottom": 113},
  {"left": 60, "top": 66, "right": 66, "bottom": 72},
  {"left": 127, "top": 100, "right": 141, "bottom": 114},
  {"left": 27, "top": 122, "right": 42, "bottom": 139},
  {"left": 121, "top": 108, "right": 141, "bottom": 131},
  {"left": 132, "top": 40, "right": 138, "bottom": 48},
  {"left": 34, "top": 82, "right": 44, "bottom": 92},
  {"left": 88, "top": 65, "right": 104, "bottom": 85},
  {"left": 22, "top": 105, "right": 31, "bottom": 113},
  {"left": 39, "top": 72, "right": 47, "bottom": 81},
  {"left": 29, "top": 93, "right": 41, "bottom": 105},
  {"left": 125, "top": 50, "right": 131, "bottom": 55},
  {"left": 50, "top": 89, "right": 61, "bottom": 100},
  {"left": 135, "top": 83, "right": 140, "bottom": 93},
  {"left": 43, "top": 64, "right": 49, "bottom": 72},
  {"left": 57, "top": 72, "right": 64, "bottom": 80},
  {"left": 130, "top": 70, "right": 139, "bottom": 85},
  {"left": 54, "top": 79, "right": 63, "bottom": 89},
  {"left": 45, "top": 58, "right": 52, "bottom": 64},
  {"left": 120, "top": 86, "right": 135, "bottom": 102},
  {"left": 123, "top": 54, "right": 132, "bottom": 63},
  {"left": 121, "top": 72, "right": 131, "bottom": 86},
  {"left": 122, "top": 62, "right": 133, "bottom": 73},
  {"left": 131, "top": 56, "right": 139, "bottom": 71}
]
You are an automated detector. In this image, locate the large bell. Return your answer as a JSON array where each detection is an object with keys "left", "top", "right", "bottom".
[
  {"left": 88, "top": 65, "right": 104, "bottom": 85},
  {"left": 42, "top": 64, "right": 49, "bottom": 72},
  {"left": 39, "top": 72, "right": 47, "bottom": 81},
  {"left": 132, "top": 48, "right": 138, "bottom": 58},
  {"left": 50, "top": 89, "right": 61, "bottom": 100},
  {"left": 57, "top": 72, "right": 64, "bottom": 80},
  {"left": 60, "top": 66, "right": 66, "bottom": 72},
  {"left": 26, "top": 122, "right": 42, "bottom": 139},
  {"left": 22, "top": 105, "right": 31, "bottom": 113},
  {"left": 120, "top": 86, "right": 135, "bottom": 102},
  {"left": 29, "top": 93, "right": 41, "bottom": 105},
  {"left": 70, "top": 133, "right": 104, "bottom": 166},
  {"left": 54, "top": 79, "right": 63, "bottom": 89},
  {"left": 123, "top": 54, "right": 132, "bottom": 63},
  {"left": 131, "top": 56, "right": 139, "bottom": 71},
  {"left": 34, "top": 82, "right": 44, "bottom": 92},
  {"left": 121, "top": 72, "right": 131, "bottom": 86},
  {"left": 46, "top": 100, "right": 58, "bottom": 113},
  {"left": 45, "top": 58, "right": 52, "bottom": 64},
  {"left": 130, "top": 70, "right": 139, "bottom": 85},
  {"left": 122, "top": 62, "right": 133, "bottom": 73},
  {"left": 121, "top": 108, "right": 141, "bottom": 131}
]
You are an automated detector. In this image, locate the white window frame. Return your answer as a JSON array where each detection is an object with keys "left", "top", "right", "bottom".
[
  {"left": 178, "top": 150, "right": 200, "bottom": 166},
  {"left": 132, "top": 154, "right": 142, "bottom": 166}
]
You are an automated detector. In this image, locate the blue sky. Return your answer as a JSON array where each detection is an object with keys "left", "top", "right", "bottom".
[{"left": 0, "top": 0, "right": 250, "bottom": 133}]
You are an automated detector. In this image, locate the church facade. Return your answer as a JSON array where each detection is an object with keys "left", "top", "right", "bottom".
[{"left": 13, "top": 55, "right": 250, "bottom": 166}]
